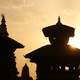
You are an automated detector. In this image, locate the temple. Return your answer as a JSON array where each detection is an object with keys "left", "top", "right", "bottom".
[
  {"left": 0, "top": 14, "right": 24, "bottom": 80},
  {"left": 25, "top": 17, "right": 80, "bottom": 80}
]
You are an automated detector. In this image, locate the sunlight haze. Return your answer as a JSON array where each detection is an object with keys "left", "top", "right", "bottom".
[{"left": 0, "top": 0, "right": 80, "bottom": 80}]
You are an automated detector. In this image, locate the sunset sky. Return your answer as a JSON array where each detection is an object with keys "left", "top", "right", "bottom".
[{"left": 0, "top": 0, "right": 80, "bottom": 79}]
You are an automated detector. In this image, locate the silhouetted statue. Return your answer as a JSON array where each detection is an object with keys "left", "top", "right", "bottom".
[
  {"left": 0, "top": 14, "right": 24, "bottom": 80},
  {"left": 25, "top": 17, "right": 80, "bottom": 80},
  {"left": 21, "top": 64, "right": 33, "bottom": 80}
]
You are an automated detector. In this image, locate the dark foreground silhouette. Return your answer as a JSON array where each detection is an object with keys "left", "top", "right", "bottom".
[{"left": 25, "top": 17, "right": 80, "bottom": 80}]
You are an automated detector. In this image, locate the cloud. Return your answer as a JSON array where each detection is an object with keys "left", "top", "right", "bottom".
[{"left": 0, "top": 0, "right": 26, "bottom": 9}]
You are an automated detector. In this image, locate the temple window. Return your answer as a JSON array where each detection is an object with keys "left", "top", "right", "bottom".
[{"left": 65, "top": 66, "right": 69, "bottom": 71}]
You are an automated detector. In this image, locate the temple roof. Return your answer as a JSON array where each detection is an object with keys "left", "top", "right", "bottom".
[
  {"left": 0, "top": 14, "right": 24, "bottom": 48},
  {"left": 25, "top": 17, "right": 80, "bottom": 63},
  {"left": 5, "top": 37, "right": 24, "bottom": 48},
  {"left": 42, "top": 17, "right": 75, "bottom": 37}
]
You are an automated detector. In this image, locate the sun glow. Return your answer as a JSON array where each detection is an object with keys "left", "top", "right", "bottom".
[{"left": 68, "top": 37, "right": 80, "bottom": 49}]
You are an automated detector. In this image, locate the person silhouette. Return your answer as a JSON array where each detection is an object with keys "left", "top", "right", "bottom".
[{"left": 25, "top": 17, "right": 80, "bottom": 80}]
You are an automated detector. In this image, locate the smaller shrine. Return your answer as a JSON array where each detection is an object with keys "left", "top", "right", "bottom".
[{"left": 21, "top": 64, "right": 33, "bottom": 80}]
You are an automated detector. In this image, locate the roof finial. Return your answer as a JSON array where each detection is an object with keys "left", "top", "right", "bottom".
[
  {"left": 0, "top": 14, "right": 9, "bottom": 37},
  {"left": 58, "top": 16, "right": 61, "bottom": 23},
  {"left": 1, "top": 14, "right": 6, "bottom": 24}
]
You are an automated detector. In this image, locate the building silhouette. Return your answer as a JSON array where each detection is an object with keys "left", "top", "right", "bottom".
[
  {"left": 25, "top": 17, "right": 80, "bottom": 80},
  {"left": 21, "top": 64, "right": 33, "bottom": 80},
  {"left": 0, "top": 14, "right": 24, "bottom": 80}
]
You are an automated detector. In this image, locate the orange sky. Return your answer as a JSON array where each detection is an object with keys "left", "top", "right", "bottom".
[{"left": 0, "top": 0, "right": 80, "bottom": 80}]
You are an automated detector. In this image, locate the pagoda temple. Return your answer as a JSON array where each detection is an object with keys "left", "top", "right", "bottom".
[
  {"left": 0, "top": 14, "right": 24, "bottom": 80},
  {"left": 25, "top": 17, "right": 80, "bottom": 80}
]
